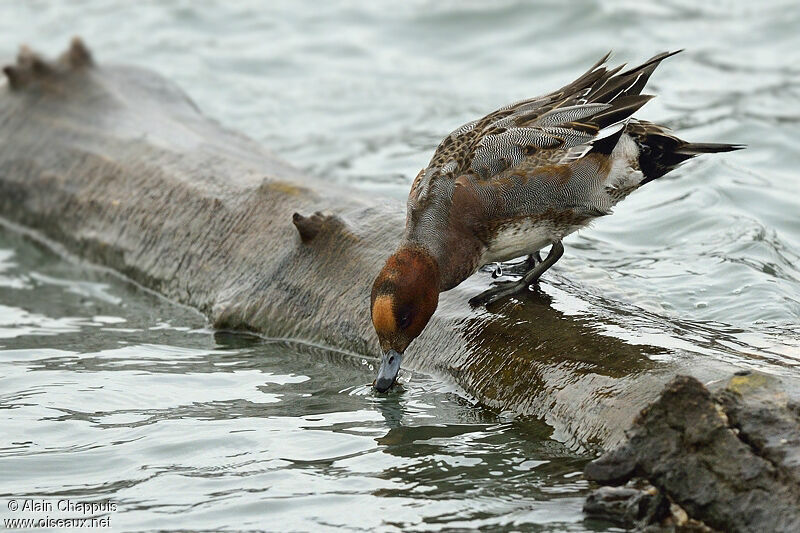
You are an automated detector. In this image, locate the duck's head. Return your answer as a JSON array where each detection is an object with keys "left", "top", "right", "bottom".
[{"left": 370, "top": 245, "right": 440, "bottom": 392}]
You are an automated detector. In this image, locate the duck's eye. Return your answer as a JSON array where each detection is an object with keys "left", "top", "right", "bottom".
[{"left": 399, "top": 309, "right": 413, "bottom": 330}]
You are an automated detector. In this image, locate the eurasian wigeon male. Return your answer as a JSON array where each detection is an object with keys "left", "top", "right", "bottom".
[{"left": 371, "top": 51, "right": 742, "bottom": 392}]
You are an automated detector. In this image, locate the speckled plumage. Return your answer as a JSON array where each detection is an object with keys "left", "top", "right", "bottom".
[
  {"left": 370, "top": 51, "right": 742, "bottom": 390},
  {"left": 400, "top": 51, "right": 742, "bottom": 290}
]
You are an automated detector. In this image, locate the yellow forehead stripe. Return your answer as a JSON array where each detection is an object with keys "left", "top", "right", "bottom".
[{"left": 372, "top": 295, "right": 396, "bottom": 335}]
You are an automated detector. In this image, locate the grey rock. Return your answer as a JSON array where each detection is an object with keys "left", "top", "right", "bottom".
[
  {"left": 584, "top": 485, "right": 669, "bottom": 529},
  {"left": 586, "top": 374, "right": 800, "bottom": 533}
]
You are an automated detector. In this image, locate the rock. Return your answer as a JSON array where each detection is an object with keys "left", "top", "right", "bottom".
[
  {"left": 585, "top": 374, "right": 800, "bottom": 533},
  {"left": 584, "top": 485, "right": 669, "bottom": 529},
  {"left": 717, "top": 371, "right": 800, "bottom": 487}
]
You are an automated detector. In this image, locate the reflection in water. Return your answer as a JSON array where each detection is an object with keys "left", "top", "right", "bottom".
[{"left": 461, "top": 284, "right": 662, "bottom": 377}]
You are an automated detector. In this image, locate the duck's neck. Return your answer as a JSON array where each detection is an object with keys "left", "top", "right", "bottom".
[{"left": 401, "top": 231, "right": 483, "bottom": 292}]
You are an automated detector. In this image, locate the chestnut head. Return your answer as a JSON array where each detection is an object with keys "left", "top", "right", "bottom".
[{"left": 370, "top": 245, "right": 439, "bottom": 392}]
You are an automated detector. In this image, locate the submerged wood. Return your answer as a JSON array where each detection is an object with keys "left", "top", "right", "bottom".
[{"left": 0, "top": 40, "right": 795, "bottom": 451}]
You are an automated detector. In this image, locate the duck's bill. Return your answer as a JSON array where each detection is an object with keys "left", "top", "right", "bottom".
[{"left": 374, "top": 350, "right": 403, "bottom": 392}]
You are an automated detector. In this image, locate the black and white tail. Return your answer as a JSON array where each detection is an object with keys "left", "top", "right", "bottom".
[{"left": 626, "top": 120, "right": 745, "bottom": 185}]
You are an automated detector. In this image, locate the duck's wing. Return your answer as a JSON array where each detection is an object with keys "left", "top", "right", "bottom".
[{"left": 410, "top": 51, "right": 680, "bottom": 204}]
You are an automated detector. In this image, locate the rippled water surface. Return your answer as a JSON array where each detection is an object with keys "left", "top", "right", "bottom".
[
  {"left": 1, "top": 0, "right": 799, "bottom": 531},
  {"left": 0, "top": 229, "right": 595, "bottom": 531}
]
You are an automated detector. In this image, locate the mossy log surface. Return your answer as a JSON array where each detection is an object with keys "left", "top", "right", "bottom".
[{"left": 1, "top": 41, "right": 797, "bottom": 452}]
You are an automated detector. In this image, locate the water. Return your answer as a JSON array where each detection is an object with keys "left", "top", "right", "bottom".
[
  {"left": 0, "top": 231, "right": 595, "bottom": 531},
  {"left": 1, "top": 0, "right": 799, "bottom": 530}
]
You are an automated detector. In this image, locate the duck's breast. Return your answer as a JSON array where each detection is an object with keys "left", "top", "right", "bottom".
[{"left": 480, "top": 215, "right": 586, "bottom": 265}]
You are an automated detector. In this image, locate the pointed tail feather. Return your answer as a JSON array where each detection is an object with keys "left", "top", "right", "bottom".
[
  {"left": 626, "top": 121, "right": 745, "bottom": 185},
  {"left": 675, "top": 142, "right": 746, "bottom": 155},
  {"left": 589, "top": 50, "right": 682, "bottom": 104}
]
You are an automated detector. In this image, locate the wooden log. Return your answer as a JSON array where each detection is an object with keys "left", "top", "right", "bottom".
[{"left": 0, "top": 40, "right": 793, "bottom": 451}]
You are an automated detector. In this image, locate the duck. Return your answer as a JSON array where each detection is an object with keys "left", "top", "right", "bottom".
[{"left": 370, "top": 51, "right": 742, "bottom": 392}]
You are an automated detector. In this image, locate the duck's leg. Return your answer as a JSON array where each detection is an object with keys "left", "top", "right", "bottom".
[
  {"left": 522, "top": 250, "right": 543, "bottom": 271},
  {"left": 494, "top": 251, "right": 543, "bottom": 277},
  {"left": 469, "top": 241, "right": 564, "bottom": 306}
]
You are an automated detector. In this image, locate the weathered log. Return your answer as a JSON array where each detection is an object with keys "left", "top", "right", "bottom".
[{"left": 0, "top": 40, "right": 797, "bottom": 452}]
